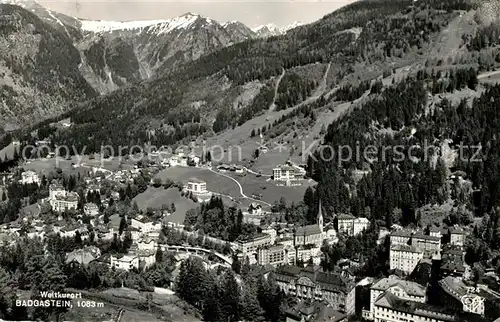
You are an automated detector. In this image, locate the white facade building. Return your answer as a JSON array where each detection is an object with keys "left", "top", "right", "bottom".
[
  {"left": 353, "top": 217, "right": 371, "bottom": 236},
  {"left": 50, "top": 192, "right": 79, "bottom": 213},
  {"left": 49, "top": 183, "right": 66, "bottom": 199},
  {"left": 337, "top": 214, "right": 370, "bottom": 236},
  {"left": 21, "top": 171, "right": 39, "bottom": 185},
  {"left": 236, "top": 233, "right": 272, "bottom": 254},
  {"left": 450, "top": 227, "right": 466, "bottom": 247},
  {"left": 131, "top": 217, "right": 162, "bottom": 233},
  {"left": 110, "top": 254, "right": 139, "bottom": 271},
  {"left": 390, "top": 244, "right": 423, "bottom": 275},
  {"left": 364, "top": 277, "right": 435, "bottom": 322},
  {"left": 186, "top": 179, "right": 207, "bottom": 193},
  {"left": 83, "top": 203, "right": 99, "bottom": 216}
]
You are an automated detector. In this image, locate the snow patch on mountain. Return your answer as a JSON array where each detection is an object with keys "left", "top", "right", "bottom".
[
  {"left": 79, "top": 12, "right": 214, "bottom": 34},
  {"left": 252, "top": 21, "right": 305, "bottom": 37},
  {"left": 0, "top": 0, "right": 34, "bottom": 8},
  {"left": 80, "top": 19, "right": 169, "bottom": 33}
]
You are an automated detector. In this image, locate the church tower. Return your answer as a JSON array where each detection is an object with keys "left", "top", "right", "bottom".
[{"left": 318, "top": 199, "right": 324, "bottom": 233}]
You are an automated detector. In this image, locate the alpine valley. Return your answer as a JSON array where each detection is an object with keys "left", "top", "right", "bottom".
[
  {"left": 0, "top": 0, "right": 302, "bottom": 133},
  {"left": 3, "top": 0, "right": 500, "bottom": 321}
]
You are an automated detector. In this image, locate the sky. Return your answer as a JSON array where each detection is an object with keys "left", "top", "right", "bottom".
[{"left": 38, "top": 0, "right": 356, "bottom": 28}]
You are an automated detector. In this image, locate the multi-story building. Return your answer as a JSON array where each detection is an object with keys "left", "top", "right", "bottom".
[
  {"left": 110, "top": 254, "right": 140, "bottom": 271},
  {"left": 296, "top": 245, "right": 322, "bottom": 265},
  {"left": 137, "top": 249, "right": 156, "bottom": 270},
  {"left": 285, "top": 301, "right": 347, "bottom": 322},
  {"left": 273, "top": 164, "right": 304, "bottom": 182},
  {"left": 363, "top": 277, "right": 437, "bottom": 321},
  {"left": 274, "top": 265, "right": 356, "bottom": 315},
  {"left": 449, "top": 226, "right": 466, "bottom": 247},
  {"left": 50, "top": 192, "right": 79, "bottom": 212},
  {"left": 429, "top": 226, "right": 443, "bottom": 238},
  {"left": 49, "top": 183, "right": 66, "bottom": 199},
  {"left": 389, "top": 244, "right": 423, "bottom": 275},
  {"left": 21, "top": 171, "right": 39, "bottom": 185},
  {"left": 372, "top": 292, "right": 456, "bottom": 322},
  {"left": 236, "top": 233, "right": 272, "bottom": 254},
  {"left": 353, "top": 217, "right": 371, "bottom": 236},
  {"left": 369, "top": 277, "right": 427, "bottom": 312},
  {"left": 441, "top": 245, "right": 466, "bottom": 278},
  {"left": 131, "top": 216, "right": 162, "bottom": 233},
  {"left": 337, "top": 214, "right": 356, "bottom": 235},
  {"left": 438, "top": 276, "right": 485, "bottom": 316},
  {"left": 258, "top": 244, "right": 285, "bottom": 266},
  {"left": 262, "top": 227, "right": 277, "bottom": 244},
  {"left": 83, "top": 202, "right": 99, "bottom": 216},
  {"left": 411, "top": 231, "right": 441, "bottom": 257},
  {"left": 389, "top": 229, "right": 412, "bottom": 246},
  {"left": 186, "top": 178, "right": 208, "bottom": 193},
  {"left": 337, "top": 214, "right": 370, "bottom": 236}
]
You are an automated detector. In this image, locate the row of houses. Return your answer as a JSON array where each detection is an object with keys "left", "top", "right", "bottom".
[
  {"left": 236, "top": 203, "right": 372, "bottom": 266},
  {"left": 389, "top": 226, "right": 467, "bottom": 275},
  {"left": 362, "top": 274, "right": 498, "bottom": 321}
]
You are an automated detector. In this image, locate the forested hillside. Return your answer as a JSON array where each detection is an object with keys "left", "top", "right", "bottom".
[
  {"left": 25, "top": 0, "right": 482, "bottom": 155},
  {"left": 0, "top": 4, "right": 96, "bottom": 131}
]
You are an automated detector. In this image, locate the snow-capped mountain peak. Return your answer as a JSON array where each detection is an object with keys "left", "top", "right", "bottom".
[
  {"left": 251, "top": 21, "right": 305, "bottom": 37},
  {"left": 0, "top": 0, "right": 38, "bottom": 8},
  {"left": 79, "top": 12, "right": 215, "bottom": 34},
  {"left": 284, "top": 21, "right": 305, "bottom": 31},
  {"left": 252, "top": 23, "right": 280, "bottom": 34},
  {"left": 79, "top": 19, "right": 169, "bottom": 33}
]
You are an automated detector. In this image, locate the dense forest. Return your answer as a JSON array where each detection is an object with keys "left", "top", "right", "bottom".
[
  {"left": 20, "top": 0, "right": 476, "bottom": 151},
  {"left": 176, "top": 256, "right": 288, "bottom": 322},
  {"left": 274, "top": 73, "right": 316, "bottom": 110},
  {"left": 183, "top": 197, "right": 261, "bottom": 242},
  {"left": 306, "top": 72, "right": 500, "bottom": 226}
]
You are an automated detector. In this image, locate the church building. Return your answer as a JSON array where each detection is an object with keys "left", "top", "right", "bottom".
[{"left": 294, "top": 200, "right": 325, "bottom": 248}]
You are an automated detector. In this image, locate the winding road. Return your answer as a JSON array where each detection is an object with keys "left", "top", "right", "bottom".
[
  {"left": 478, "top": 70, "right": 500, "bottom": 80},
  {"left": 207, "top": 168, "right": 272, "bottom": 207},
  {"left": 269, "top": 68, "right": 286, "bottom": 111}
]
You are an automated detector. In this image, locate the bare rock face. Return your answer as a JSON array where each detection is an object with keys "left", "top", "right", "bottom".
[
  {"left": 0, "top": 4, "right": 96, "bottom": 129},
  {"left": 76, "top": 13, "right": 259, "bottom": 94}
]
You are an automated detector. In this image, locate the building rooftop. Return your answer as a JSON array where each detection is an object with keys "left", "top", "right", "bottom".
[
  {"left": 285, "top": 301, "right": 347, "bottom": 322},
  {"left": 273, "top": 165, "right": 296, "bottom": 172},
  {"left": 375, "top": 292, "right": 455, "bottom": 321},
  {"left": 391, "top": 244, "right": 422, "bottom": 253},
  {"left": 295, "top": 224, "right": 322, "bottom": 237},
  {"left": 354, "top": 217, "right": 370, "bottom": 224},
  {"left": 429, "top": 225, "right": 442, "bottom": 233},
  {"left": 236, "top": 233, "right": 271, "bottom": 244},
  {"left": 54, "top": 192, "right": 79, "bottom": 202},
  {"left": 449, "top": 226, "right": 466, "bottom": 235},
  {"left": 439, "top": 276, "right": 472, "bottom": 299},
  {"left": 275, "top": 265, "right": 353, "bottom": 293},
  {"left": 390, "top": 229, "right": 413, "bottom": 238},
  {"left": 337, "top": 213, "right": 355, "bottom": 220},
  {"left": 49, "top": 183, "right": 65, "bottom": 191},
  {"left": 187, "top": 177, "right": 206, "bottom": 184},
  {"left": 412, "top": 231, "right": 441, "bottom": 241},
  {"left": 371, "top": 277, "right": 426, "bottom": 297}
]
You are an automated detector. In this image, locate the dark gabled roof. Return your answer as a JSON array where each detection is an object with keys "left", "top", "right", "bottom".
[
  {"left": 337, "top": 213, "right": 355, "bottom": 220},
  {"left": 375, "top": 291, "right": 456, "bottom": 321},
  {"left": 412, "top": 231, "right": 441, "bottom": 241},
  {"left": 390, "top": 229, "right": 413, "bottom": 237},
  {"left": 449, "top": 226, "right": 466, "bottom": 235},
  {"left": 296, "top": 224, "right": 322, "bottom": 236},
  {"left": 274, "top": 265, "right": 352, "bottom": 293}
]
